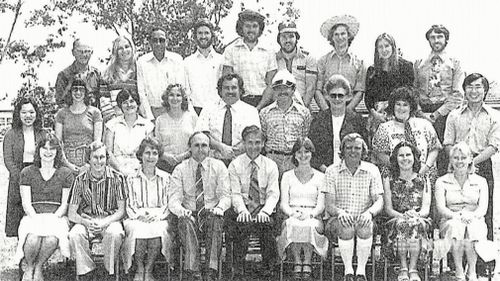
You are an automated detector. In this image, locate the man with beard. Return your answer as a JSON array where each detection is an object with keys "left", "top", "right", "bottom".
[
  {"left": 316, "top": 15, "right": 366, "bottom": 112},
  {"left": 222, "top": 9, "right": 277, "bottom": 110},
  {"left": 55, "top": 38, "right": 102, "bottom": 108},
  {"left": 195, "top": 73, "right": 260, "bottom": 165},
  {"left": 184, "top": 19, "right": 223, "bottom": 115},
  {"left": 414, "top": 24, "right": 464, "bottom": 176},
  {"left": 137, "top": 26, "right": 186, "bottom": 120},
  {"left": 276, "top": 21, "right": 321, "bottom": 114}
]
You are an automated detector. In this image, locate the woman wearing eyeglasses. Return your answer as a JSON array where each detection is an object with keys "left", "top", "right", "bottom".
[{"left": 309, "top": 74, "right": 367, "bottom": 172}]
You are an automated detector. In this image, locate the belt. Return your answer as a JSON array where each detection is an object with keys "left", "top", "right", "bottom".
[
  {"left": 243, "top": 95, "right": 262, "bottom": 98},
  {"left": 267, "top": 150, "right": 293, "bottom": 156},
  {"left": 290, "top": 205, "right": 315, "bottom": 209}
]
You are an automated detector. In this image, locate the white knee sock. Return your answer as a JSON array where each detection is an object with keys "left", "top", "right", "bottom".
[
  {"left": 338, "top": 238, "right": 355, "bottom": 275},
  {"left": 356, "top": 236, "right": 373, "bottom": 276}
]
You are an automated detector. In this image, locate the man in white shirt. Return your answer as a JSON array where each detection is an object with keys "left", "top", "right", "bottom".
[
  {"left": 195, "top": 73, "right": 261, "bottom": 165},
  {"left": 137, "top": 26, "right": 186, "bottom": 120},
  {"left": 184, "top": 19, "right": 223, "bottom": 115}
]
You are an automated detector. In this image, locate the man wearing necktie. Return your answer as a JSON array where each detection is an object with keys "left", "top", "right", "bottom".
[
  {"left": 169, "top": 131, "right": 231, "bottom": 281},
  {"left": 227, "top": 125, "right": 280, "bottom": 280}
]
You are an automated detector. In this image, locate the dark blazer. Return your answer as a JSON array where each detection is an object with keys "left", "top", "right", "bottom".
[{"left": 309, "top": 109, "right": 367, "bottom": 169}]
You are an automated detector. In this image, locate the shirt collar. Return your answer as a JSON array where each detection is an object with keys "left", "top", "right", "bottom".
[
  {"left": 195, "top": 47, "right": 215, "bottom": 59},
  {"left": 234, "top": 38, "right": 268, "bottom": 51},
  {"left": 82, "top": 166, "right": 114, "bottom": 181},
  {"left": 338, "top": 160, "right": 370, "bottom": 173},
  {"left": 146, "top": 51, "right": 175, "bottom": 63},
  {"left": 115, "top": 115, "right": 148, "bottom": 127},
  {"left": 328, "top": 49, "right": 352, "bottom": 60},
  {"left": 268, "top": 100, "right": 301, "bottom": 113},
  {"left": 137, "top": 168, "right": 163, "bottom": 181},
  {"left": 189, "top": 157, "right": 209, "bottom": 170},
  {"left": 427, "top": 50, "right": 449, "bottom": 62},
  {"left": 242, "top": 153, "right": 262, "bottom": 168},
  {"left": 276, "top": 47, "right": 306, "bottom": 60},
  {"left": 459, "top": 102, "right": 493, "bottom": 115}
]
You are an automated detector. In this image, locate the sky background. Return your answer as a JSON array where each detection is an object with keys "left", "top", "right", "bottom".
[{"left": 1, "top": 0, "right": 499, "bottom": 109}]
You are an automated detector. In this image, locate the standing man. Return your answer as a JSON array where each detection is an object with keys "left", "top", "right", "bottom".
[
  {"left": 443, "top": 73, "right": 500, "bottom": 243},
  {"left": 68, "top": 141, "right": 127, "bottom": 281},
  {"left": 322, "top": 133, "right": 384, "bottom": 281},
  {"left": 276, "top": 21, "right": 321, "bottom": 114},
  {"left": 222, "top": 9, "right": 277, "bottom": 110},
  {"left": 195, "top": 73, "right": 260, "bottom": 165},
  {"left": 184, "top": 19, "right": 223, "bottom": 115},
  {"left": 169, "top": 132, "right": 231, "bottom": 281},
  {"left": 55, "top": 38, "right": 102, "bottom": 108},
  {"left": 316, "top": 15, "right": 366, "bottom": 112},
  {"left": 137, "top": 26, "right": 186, "bottom": 120},
  {"left": 414, "top": 24, "right": 464, "bottom": 175},
  {"left": 227, "top": 125, "right": 280, "bottom": 280},
  {"left": 260, "top": 70, "right": 312, "bottom": 176}
]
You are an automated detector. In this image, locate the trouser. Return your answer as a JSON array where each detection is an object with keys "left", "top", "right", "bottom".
[
  {"left": 69, "top": 222, "right": 124, "bottom": 276},
  {"left": 225, "top": 209, "right": 279, "bottom": 269},
  {"left": 177, "top": 211, "right": 224, "bottom": 272},
  {"left": 476, "top": 158, "right": 494, "bottom": 240},
  {"left": 266, "top": 152, "right": 294, "bottom": 179}
]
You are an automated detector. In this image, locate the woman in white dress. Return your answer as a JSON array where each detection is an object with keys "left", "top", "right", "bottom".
[{"left": 277, "top": 137, "right": 328, "bottom": 279}]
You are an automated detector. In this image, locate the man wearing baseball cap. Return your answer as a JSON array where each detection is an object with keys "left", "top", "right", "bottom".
[
  {"left": 259, "top": 70, "right": 311, "bottom": 176},
  {"left": 222, "top": 9, "right": 278, "bottom": 111},
  {"left": 276, "top": 21, "right": 321, "bottom": 114},
  {"left": 316, "top": 15, "right": 366, "bottom": 112}
]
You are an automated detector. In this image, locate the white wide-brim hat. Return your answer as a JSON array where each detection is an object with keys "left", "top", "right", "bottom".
[{"left": 320, "top": 15, "right": 360, "bottom": 39}]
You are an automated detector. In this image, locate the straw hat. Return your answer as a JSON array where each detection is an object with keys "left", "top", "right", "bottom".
[{"left": 320, "top": 15, "right": 359, "bottom": 39}]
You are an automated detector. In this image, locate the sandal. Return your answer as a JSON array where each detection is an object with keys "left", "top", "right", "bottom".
[
  {"left": 408, "top": 270, "right": 421, "bottom": 281},
  {"left": 397, "top": 268, "right": 409, "bottom": 281}
]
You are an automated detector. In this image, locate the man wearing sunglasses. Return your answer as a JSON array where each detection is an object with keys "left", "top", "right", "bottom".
[
  {"left": 55, "top": 38, "right": 102, "bottom": 108},
  {"left": 137, "top": 26, "right": 186, "bottom": 120}
]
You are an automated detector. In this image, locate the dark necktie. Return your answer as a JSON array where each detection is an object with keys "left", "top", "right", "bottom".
[
  {"left": 222, "top": 104, "right": 232, "bottom": 146},
  {"left": 195, "top": 163, "right": 204, "bottom": 215},
  {"left": 247, "top": 160, "right": 262, "bottom": 216}
]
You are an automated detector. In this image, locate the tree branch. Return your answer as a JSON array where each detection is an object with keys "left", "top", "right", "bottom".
[{"left": 0, "top": 0, "right": 23, "bottom": 63}]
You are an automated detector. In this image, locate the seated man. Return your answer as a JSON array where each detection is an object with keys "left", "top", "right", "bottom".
[
  {"left": 169, "top": 131, "right": 231, "bottom": 281},
  {"left": 227, "top": 125, "right": 280, "bottom": 279},
  {"left": 322, "top": 133, "right": 384, "bottom": 281},
  {"left": 68, "top": 141, "right": 127, "bottom": 281}
]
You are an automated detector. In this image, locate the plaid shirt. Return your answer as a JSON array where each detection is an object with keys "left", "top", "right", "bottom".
[
  {"left": 259, "top": 101, "right": 312, "bottom": 153},
  {"left": 316, "top": 50, "right": 366, "bottom": 95},
  {"left": 322, "top": 160, "right": 383, "bottom": 216},
  {"left": 223, "top": 38, "right": 277, "bottom": 97}
]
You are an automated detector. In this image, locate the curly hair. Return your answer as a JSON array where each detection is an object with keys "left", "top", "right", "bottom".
[
  {"left": 389, "top": 141, "right": 421, "bottom": 178},
  {"left": 161, "top": 84, "right": 189, "bottom": 111},
  {"left": 386, "top": 87, "right": 419, "bottom": 118}
]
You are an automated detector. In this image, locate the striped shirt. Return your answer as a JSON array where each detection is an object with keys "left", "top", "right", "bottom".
[
  {"left": 126, "top": 168, "right": 170, "bottom": 219},
  {"left": 69, "top": 166, "right": 127, "bottom": 217}
]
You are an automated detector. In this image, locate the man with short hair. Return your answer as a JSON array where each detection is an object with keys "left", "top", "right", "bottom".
[
  {"left": 55, "top": 38, "right": 102, "bottom": 107},
  {"left": 222, "top": 9, "right": 277, "bottom": 110},
  {"left": 68, "top": 141, "right": 127, "bottom": 281},
  {"left": 276, "top": 21, "right": 320, "bottom": 113},
  {"left": 184, "top": 19, "right": 223, "bottom": 115},
  {"left": 169, "top": 132, "right": 231, "bottom": 281},
  {"left": 316, "top": 15, "right": 366, "bottom": 112},
  {"left": 195, "top": 73, "right": 260, "bottom": 165},
  {"left": 137, "top": 26, "right": 186, "bottom": 119},
  {"left": 227, "top": 125, "right": 280, "bottom": 279},
  {"left": 260, "top": 70, "right": 311, "bottom": 176},
  {"left": 322, "top": 133, "right": 383, "bottom": 281}
]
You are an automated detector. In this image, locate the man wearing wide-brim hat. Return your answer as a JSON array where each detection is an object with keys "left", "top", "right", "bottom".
[
  {"left": 315, "top": 15, "right": 366, "bottom": 113},
  {"left": 222, "top": 9, "right": 278, "bottom": 111}
]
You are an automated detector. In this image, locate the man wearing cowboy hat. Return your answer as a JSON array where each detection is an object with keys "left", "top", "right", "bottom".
[
  {"left": 316, "top": 15, "right": 366, "bottom": 112},
  {"left": 222, "top": 9, "right": 277, "bottom": 111},
  {"left": 184, "top": 19, "right": 223, "bottom": 115},
  {"left": 276, "top": 21, "right": 321, "bottom": 114}
]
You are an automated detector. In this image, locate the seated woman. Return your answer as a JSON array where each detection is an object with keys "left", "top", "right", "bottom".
[
  {"left": 277, "top": 137, "right": 328, "bottom": 280},
  {"left": 435, "top": 142, "right": 488, "bottom": 281},
  {"left": 16, "top": 132, "right": 74, "bottom": 281},
  {"left": 383, "top": 141, "right": 432, "bottom": 281},
  {"left": 122, "top": 137, "right": 172, "bottom": 281}
]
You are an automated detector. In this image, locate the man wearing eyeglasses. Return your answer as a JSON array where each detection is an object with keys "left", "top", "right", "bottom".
[
  {"left": 137, "top": 26, "right": 186, "bottom": 120},
  {"left": 55, "top": 38, "right": 102, "bottom": 107},
  {"left": 259, "top": 70, "right": 311, "bottom": 176},
  {"left": 443, "top": 73, "right": 500, "bottom": 246}
]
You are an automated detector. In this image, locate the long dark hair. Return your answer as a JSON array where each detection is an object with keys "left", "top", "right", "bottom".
[
  {"left": 373, "top": 33, "right": 399, "bottom": 74},
  {"left": 33, "top": 132, "right": 64, "bottom": 168},
  {"left": 12, "top": 96, "right": 43, "bottom": 130},
  {"left": 389, "top": 141, "right": 421, "bottom": 178}
]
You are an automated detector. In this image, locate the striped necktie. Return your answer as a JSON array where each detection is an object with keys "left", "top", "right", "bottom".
[
  {"left": 247, "top": 160, "right": 262, "bottom": 216},
  {"left": 222, "top": 104, "right": 232, "bottom": 146},
  {"left": 195, "top": 163, "right": 204, "bottom": 215}
]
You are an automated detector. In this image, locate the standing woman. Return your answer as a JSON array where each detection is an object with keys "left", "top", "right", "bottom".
[
  {"left": 3, "top": 97, "right": 45, "bottom": 238},
  {"left": 365, "top": 33, "right": 414, "bottom": 142},
  {"left": 16, "top": 132, "right": 73, "bottom": 281},
  {"left": 155, "top": 84, "right": 197, "bottom": 173},
  {"left": 102, "top": 36, "right": 138, "bottom": 121},
  {"left": 277, "top": 137, "right": 328, "bottom": 279},
  {"left": 105, "top": 88, "right": 154, "bottom": 176},
  {"left": 55, "top": 78, "right": 103, "bottom": 172},
  {"left": 383, "top": 141, "right": 432, "bottom": 281}
]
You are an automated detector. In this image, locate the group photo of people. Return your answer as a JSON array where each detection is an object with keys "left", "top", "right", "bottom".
[{"left": 2, "top": 4, "right": 500, "bottom": 281}]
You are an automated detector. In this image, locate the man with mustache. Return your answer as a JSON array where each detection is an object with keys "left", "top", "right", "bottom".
[
  {"left": 222, "top": 9, "right": 277, "bottom": 111},
  {"left": 195, "top": 73, "right": 260, "bottom": 165},
  {"left": 259, "top": 70, "right": 311, "bottom": 176},
  {"left": 184, "top": 19, "right": 223, "bottom": 115},
  {"left": 414, "top": 24, "right": 464, "bottom": 175}
]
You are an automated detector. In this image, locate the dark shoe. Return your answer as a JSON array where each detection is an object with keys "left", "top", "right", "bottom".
[
  {"left": 344, "top": 273, "right": 355, "bottom": 281},
  {"left": 355, "top": 274, "right": 367, "bottom": 281},
  {"left": 77, "top": 270, "right": 95, "bottom": 281}
]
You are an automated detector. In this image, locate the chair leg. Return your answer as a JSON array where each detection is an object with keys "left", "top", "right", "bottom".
[
  {"left": 280, "top": 259, "right": 284, "bottom": 281},
  {"left": 371, "top": 248, "right": 376, "bottom": 281},
  {"left": 320, "top": 256, "right": 324, "bottom": 281},
  {"left": 332, "top": 247, "right": 336, "bottom": 281},
  {"left": 384, "top": 257, "right": 388, "bottom": 281},
  {"left": 179, "top": 247, "right": 183, "bottom": 281},
  {"left": 115, "top": 258, "right": 120, "bottom": 281}
]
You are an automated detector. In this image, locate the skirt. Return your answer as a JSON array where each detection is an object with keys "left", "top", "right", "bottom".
[
  {"left": 276, "top": 216, "right": 329, "bottom": 260},
  {"left": 440, "top": 217, "right": 487, "bottom": 241},
  {"left": 122, "top": 219, "right": 172, "bottom": 272},
  {"left": 15, "top": 214, "right": 70, "bottom": 263}
]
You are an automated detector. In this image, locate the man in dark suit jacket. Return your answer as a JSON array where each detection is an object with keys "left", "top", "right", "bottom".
[{"left": 310, "top": 74, "right": 367, "bottom": 172}]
